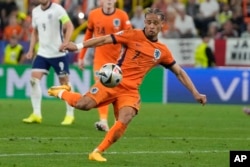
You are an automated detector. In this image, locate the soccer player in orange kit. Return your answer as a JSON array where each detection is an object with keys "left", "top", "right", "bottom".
[
  {"left": 49, "top": 8, "right": 207, "bottom": 162},
  {"left": 78, "top": 0, "right": 131, "bottom": 132}
]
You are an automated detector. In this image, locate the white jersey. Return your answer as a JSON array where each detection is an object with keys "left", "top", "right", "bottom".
[{"left": 32, "top": 3, "right": 69, "bottom": 58}]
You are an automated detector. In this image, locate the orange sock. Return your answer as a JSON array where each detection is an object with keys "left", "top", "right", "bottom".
[
  {"left": 97, "top": 121, "right": 127, "bottom": 152},
  {"left": 61, "top": 91, "right": 82, "bottom": 107},
  {"left": 98, "top": 105, "right": 109, "bottom": 120}
]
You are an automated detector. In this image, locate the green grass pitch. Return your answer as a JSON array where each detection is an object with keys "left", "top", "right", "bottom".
[{"left": 0, "top": 99, "right": 250, "bottom": 167}]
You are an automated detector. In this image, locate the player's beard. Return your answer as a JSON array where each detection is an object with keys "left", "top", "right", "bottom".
[
  {"left": 146, "top": 30, "right": 158, "bottom": 41},
  {"left": 147, "top": 35, "right": 156, "bottom": 41}
]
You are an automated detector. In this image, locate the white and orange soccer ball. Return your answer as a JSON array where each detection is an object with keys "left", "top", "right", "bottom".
[{"left": 97, "top": 63, "right": 123, "bottom": 88}]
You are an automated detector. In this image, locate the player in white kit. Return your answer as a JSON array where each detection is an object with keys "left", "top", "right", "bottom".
[{"left": 22, "top": 0, "right": 75, "bottom": 125}]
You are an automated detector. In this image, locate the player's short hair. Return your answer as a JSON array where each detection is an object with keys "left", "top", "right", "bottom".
[{"left": 144, "top": 8, "right": 165, "bottom": 21}]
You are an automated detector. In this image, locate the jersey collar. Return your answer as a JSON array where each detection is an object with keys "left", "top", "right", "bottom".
[
  {"left": 41, "top": 1, "right": 52, "bottom": 11},
  {"left": 102, "top": 8, "right": 116, "bottom": 16}
]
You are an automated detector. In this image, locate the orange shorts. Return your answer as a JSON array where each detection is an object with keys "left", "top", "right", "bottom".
[{"left": 85, "top": 81, "right": 141, "bottom": 113}]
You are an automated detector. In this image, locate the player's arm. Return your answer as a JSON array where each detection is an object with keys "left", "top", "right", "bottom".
[
  {"left": 84, "top": 34, "right": 113, "bottom": 47},
  {"left": 62, "top": 34, "right": 114, "bottom": 52},
  {"left": 121, "top": 11, "right": 132, "bottom": 30},
  {"left": 26, "top": 28, "right": 38, "bottom": 59},
  {"left": 61, "top": 15, "right": 74, "bottom": 43},
  {"left": 18, "top": 47, "right": 26, "bottom": 64},
  {"left": 169, "top": 63, "right": 207, "bottom": 105}
]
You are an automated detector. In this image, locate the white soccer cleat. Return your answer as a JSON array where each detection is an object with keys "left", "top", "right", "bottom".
[
  {"left": 94, "top": 121, "right": 109, "bottom": 132},
  {"left": 243, "top": 107, "right": 250, "bottom": 115}
]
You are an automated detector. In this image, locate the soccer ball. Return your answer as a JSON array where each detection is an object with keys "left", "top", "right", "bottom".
[{"left": 98, "top": 63, "right": 123, "bottom": 88}]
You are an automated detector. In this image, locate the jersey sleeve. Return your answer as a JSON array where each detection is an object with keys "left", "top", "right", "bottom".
[
  {"left": 121, "top": 11, "right": 132, "bottom": 30},
  {"left": 31, "top": 9, "right": 36, "bottom": 28},
  {"left": 86, "top": 11, "right": 94, "bottom": 31},
  {"left": 57, "top": 4, "right": 70, "bottom": 24},
  {"left": 160, "top": 46, "right": 176, "bottom": 68},
  {"left": 112, "top": 29, "right": 135, "bottom": 45}
]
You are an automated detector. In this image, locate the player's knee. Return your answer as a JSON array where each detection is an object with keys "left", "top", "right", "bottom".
[
  {"left": 58, "top": 71, "right": 69, "bottom": 85},
  {"left": 75, "top": 103, "right": 93, "bottom": 111},
  {"left": 75, "top": 98, "right": 96, "bottom": 111},
  {"left": 75, "top": 102, "right": 89, "bottom": 110},
  {"left": 30, "top": 77, "right": 39, "bottom": 87},
  {"left": 59, "top": 78, "right": 68, "bottom": 85},
  {"left": 118, "top": 107, "right": 137, "bottom": 124}
]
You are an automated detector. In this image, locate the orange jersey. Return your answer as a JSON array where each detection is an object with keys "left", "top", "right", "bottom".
[
  {"left": 79, "top": 7, "right": 131, "bottom": 70},
  {"left": 3, "top": 25, "right": 22, "bottom": 40},
  {"left": 86, "top": 29, "right": 176, "bottom": 112},
  {"left": 112, "top": 29, "right": 176, "bottom": 89}
]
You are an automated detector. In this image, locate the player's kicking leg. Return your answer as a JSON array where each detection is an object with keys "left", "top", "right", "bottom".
[{"left": 48, "top": 85, "right": 71, "bottom": 97}]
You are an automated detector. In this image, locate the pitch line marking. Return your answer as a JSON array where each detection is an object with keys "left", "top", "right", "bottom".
[
  {"left": 0, "top": 136, "right": 249, "bottom": 141},
  {"left": 0, "top": 150, "right": 228, "bottom": 157}
]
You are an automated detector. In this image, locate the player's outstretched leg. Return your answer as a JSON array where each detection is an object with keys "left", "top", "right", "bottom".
[
  {"left": 48, "top": 85, "right": 83, "bottom": 109},
  {"left": 48, "top": 85, "right": 71, "bottom": 97}
]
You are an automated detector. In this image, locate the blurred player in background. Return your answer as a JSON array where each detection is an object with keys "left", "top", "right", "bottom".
[
  {"left": 78, "top": 0, "right": 132, "bottom": 131},
  {"left": 3, "top": 35, "right": 26, "bottom": 65},
  {"left": 22, "top": 0, "right": 75, "bottom": 125},
  {"left": 48, "top": 8, "right": 207, "bottom": 162},
  {"left": 194, "top": 33, "right": 216, "bottom": 68}
]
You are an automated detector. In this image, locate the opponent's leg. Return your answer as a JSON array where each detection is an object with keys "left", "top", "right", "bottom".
[
  {"left": 61, "top": 82, "right": 75, "bottom": 125},
  {"left": 23, "top": 77, "right": 42, "bottom": 123}
]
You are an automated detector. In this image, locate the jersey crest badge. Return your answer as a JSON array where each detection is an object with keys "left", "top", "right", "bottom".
[
  {"left": 153, "top": 49, "right": 161, "bottom": 61},
  {"left": 90, "top": 87, "right": 99, "bottom": 94},
  {"left": 48, "top": 13, "right": 52, "bottom": 20},
  {"left": 113, "top": 19, "right": 121, "bottom": 28}
]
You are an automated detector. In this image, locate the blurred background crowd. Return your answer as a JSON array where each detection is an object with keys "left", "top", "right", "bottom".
[{"left": 0, "top": 0, "right": 249, "bottom": 65}]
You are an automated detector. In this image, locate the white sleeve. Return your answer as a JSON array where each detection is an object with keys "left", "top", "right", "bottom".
[{"left": 55, "top": 4, "right": 69, "bottom": 21}]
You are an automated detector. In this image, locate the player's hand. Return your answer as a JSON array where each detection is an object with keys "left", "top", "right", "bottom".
[
  {"left": 59, "top": 42, "right": 77, "bottom": 52},
  {"left": 26, "top": 51, "right": 33, "bottom": 59},
  {"left": 194, "top": 93, "right": 207, "bottom": 106},
  {"left": 78, "top": 59, "right": 84, "bottom": 70},
  {"left": 59, "top": 42, "right": 69, "bottom": 52}
]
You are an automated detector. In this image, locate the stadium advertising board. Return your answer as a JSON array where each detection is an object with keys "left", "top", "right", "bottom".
[
  {"left": 225, "top": 39, "right": 250, "bottom": 66},
  {"left": 165, "top": 67, "right": 250, "bottom": 104},
  {"left": 0, "top": 65, "right": 164, "bottom": 102},
  {"left": 0, "top": 65, "right": 93, "bottom": 99}
]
